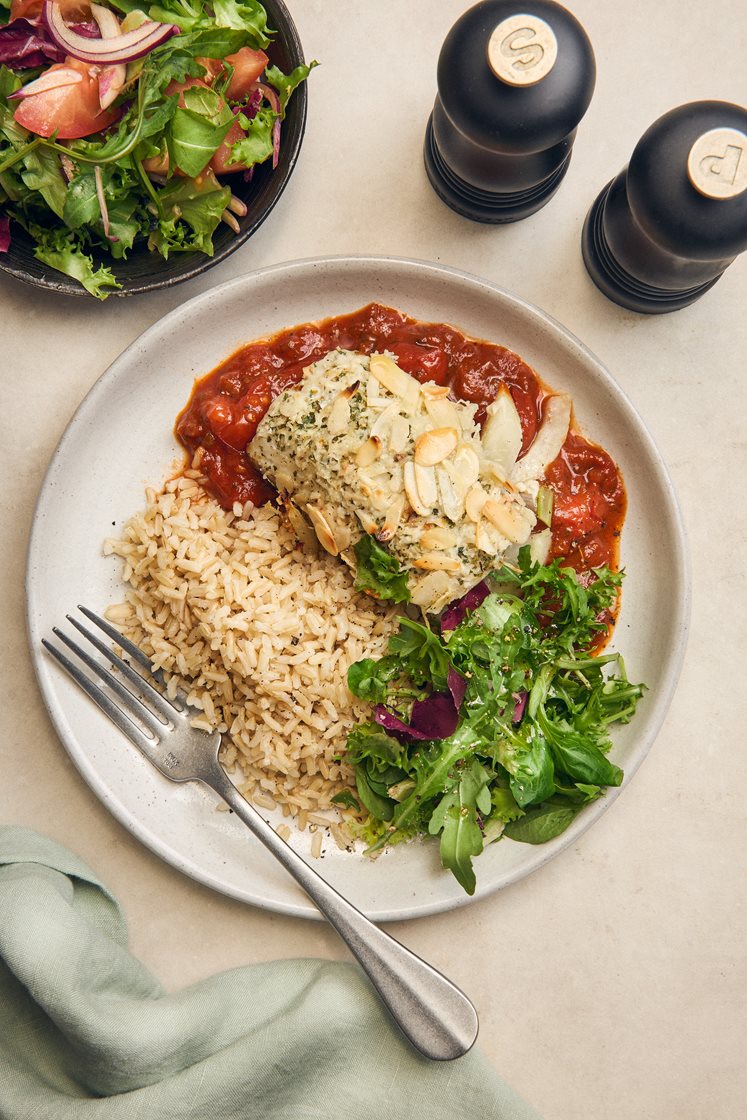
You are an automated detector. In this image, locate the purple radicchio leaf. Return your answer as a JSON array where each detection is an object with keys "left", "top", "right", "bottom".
[
  {"left": 409, "top": 691, "right": 460, "bottom": 739},
  {"left": 375, "top": 670, "right": 466, "bottom": 743},
  {"left": 512, "top": 690, "right": 528, "bottom": 724},
  {"left": 0, "top": 216, "right": 10, "bottom": 253},
  {"left": 242, "top": 86, "right": 262, "bottom": 120},
  {"left": 447, "top": 666, "right": 467, "bottom": 710},
  {"left": 374, "top": 705, "right": 431, "bottom": 741},
  {"left": 440, "top": 579, "right": 491, "bottom": 632},
  {"left": 0, "top": 18, "right": 65, "bottom": 68}
]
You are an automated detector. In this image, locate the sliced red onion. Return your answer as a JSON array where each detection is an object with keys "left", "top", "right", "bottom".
[
  {"left": 91, "top": 4, "right": 126, "bottom": 109},
  {"left": 0, "top": 216, "right": 10, "bottom": 253},
  {"left": 257, "top": 80, "right": 281, "bottom": 168},
  {"left": 43, "top": 1, "right": 179, "bottom": 64},
  {"left": 60, "top": 152, "right": 76, "bottom": 182},
  {"left": 8, "top": 66, "right": 83, "bottom": 99},
  {"left": 94, "top": 164, "right": 118, "bottom": 242}
]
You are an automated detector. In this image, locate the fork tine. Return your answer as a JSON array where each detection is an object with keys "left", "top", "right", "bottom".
[
  {"left": 78, "top": 605, "right": 186, "bottom": 712},
  {"left": 66, "top": 615, "right": 179, "bottom": 726},
  {"left": 50, "top": 626, "right": 168, "bottom": 740},
  {"left": 77, "top": 605, "right": 157, "bottom": 677},
  {"left": 42, "top": 638, "right": 157, "bottom": 755}
]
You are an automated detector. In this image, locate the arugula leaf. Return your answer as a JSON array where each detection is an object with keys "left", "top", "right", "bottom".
[
  {"left": 428, "top": 758, "right": 492, "bottom": 894},
  {"left": 353, "top": 535, "right": 411, "bottom": 604},
  {"left": 167, "top": 83, "right": 234, "bottom": 176}
]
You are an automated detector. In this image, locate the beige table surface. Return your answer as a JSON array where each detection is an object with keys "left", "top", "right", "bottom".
[{"left": 2, "top": 1, "right": 746, "bottom": 1117}]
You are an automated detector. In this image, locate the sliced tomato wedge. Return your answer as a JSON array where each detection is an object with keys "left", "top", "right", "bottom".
[
  {"left": 224, "top": 47, "right": 268, "bottom": 100},
  {"left": 10, "top": 0, "right": 90, "bottom": 20},
  {"left": 209, "top": 118, "right": 248, "bottom": 175},
  {"left": 13, "top": 58, "right": 120, "bottom": 139},
  {"left": 195, "top": 49, "right": 268, "bottom": 102}
]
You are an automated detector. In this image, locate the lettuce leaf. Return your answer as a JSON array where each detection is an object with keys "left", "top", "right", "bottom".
[
  {"left": 345, "top": 549, "right": 645, "bottom": 893},
  {"left": 29, "top": 225, "right": 120, "bottom": 298},
  {"left": 353, "top": 535, "right": 411, "bottom": 604}
]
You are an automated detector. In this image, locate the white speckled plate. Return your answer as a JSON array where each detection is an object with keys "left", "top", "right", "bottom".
[{"left": 26, "top": 256, "right": 690, "bottom": 921}]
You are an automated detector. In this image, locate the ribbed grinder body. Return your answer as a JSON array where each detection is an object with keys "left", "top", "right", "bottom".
[
  {"left": 582, "top": 101, "right": 747, "bottom": 313},
  {"left": 424, "top": 0, "right": 596, "bottom": 223}
]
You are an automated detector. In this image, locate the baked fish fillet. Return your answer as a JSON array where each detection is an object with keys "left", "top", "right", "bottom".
[{"left": 250, "top": 349, "right": 570, "bottom": 612}]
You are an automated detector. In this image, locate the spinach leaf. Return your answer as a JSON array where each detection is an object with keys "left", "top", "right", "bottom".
[{"left": 503, "top": 805, "right": 579, "bottom": 844}]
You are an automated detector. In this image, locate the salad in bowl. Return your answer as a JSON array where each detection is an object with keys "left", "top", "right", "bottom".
[{"left": 0, "top": 0, "right": 314, "bottom": 296}]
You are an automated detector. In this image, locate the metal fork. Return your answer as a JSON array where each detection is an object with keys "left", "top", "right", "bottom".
[{"left": 43, "top": 607, "right": 478, "bottom": 1062}]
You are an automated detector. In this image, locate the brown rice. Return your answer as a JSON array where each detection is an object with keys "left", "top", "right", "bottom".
[{"left": 103, "top": 471, "right": 398, "bottom": 847}]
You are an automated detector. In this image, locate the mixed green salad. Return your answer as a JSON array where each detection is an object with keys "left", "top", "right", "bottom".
[
  {"left": 0, "top": 0, "right": 314, "bottom": 296},
  {"left": 341, "top": 543, "right": 645, "bottom": 895}
]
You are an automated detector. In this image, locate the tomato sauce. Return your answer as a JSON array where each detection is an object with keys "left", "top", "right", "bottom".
[{"left": 176, "top": 303, "right": 626, "bottom": 575}]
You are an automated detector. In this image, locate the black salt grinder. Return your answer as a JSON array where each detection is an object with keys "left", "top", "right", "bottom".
[
  {"left": 424, "top": 0, "right": 596, "bottom": 223},
  {"left": 582, "top": 101, "right": 747, "bottom": 313}
]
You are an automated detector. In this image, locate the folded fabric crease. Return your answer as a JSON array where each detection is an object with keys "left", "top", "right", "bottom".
[{"left": 0, "top": 826, "right": 542, "bottom": 1119}]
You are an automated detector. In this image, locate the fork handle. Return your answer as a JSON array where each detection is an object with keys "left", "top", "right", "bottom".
[{"left": 205, "top": 767, "right": 478, "bottom": 1061}]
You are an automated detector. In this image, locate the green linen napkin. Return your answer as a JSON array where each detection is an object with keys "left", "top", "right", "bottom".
[{"left": 0, "top": 826, "right": 542, "bottom": 1119}]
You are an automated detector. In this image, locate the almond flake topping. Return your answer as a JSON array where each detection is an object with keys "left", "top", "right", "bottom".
[
  {"left": 369, "top": 353, "right": 414, "bottom": 399},
  {"left": 414, "top": 426, "right": 459, "bottom": 467},
  {"left": 355, "top": 435, "right": 382, "bottom": 467},
  {"left": 413, "top": 552, "right": 462, "bottom": 572}
]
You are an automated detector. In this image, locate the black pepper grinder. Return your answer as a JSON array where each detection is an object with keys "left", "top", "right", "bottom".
[
  {"left": 424, "top": 0, "right": 596, "bottom": 223},
  {"left": 582, "top": 101, "right": 747, "bottom": 313}
]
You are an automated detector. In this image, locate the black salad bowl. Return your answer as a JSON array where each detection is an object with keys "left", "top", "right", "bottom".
[{"left": 0, "top": 0, "right": 308, "bottom": 297}]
